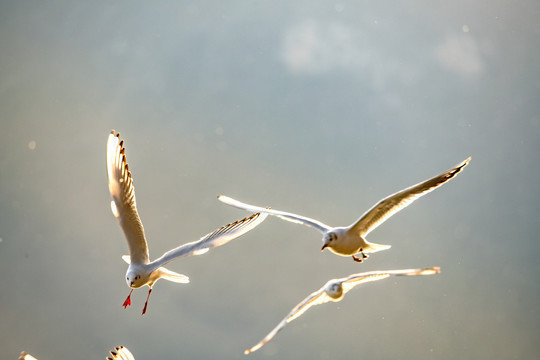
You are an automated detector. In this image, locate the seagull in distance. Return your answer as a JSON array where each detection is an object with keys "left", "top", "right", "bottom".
[
  {"left": 19, "top": 346, "right": 135, "bottom": 360},
  {"left": 244, "top": 266, "right": 440, "bottom": 354},
  {"left": 107, "top": 130, "right": 267, "bottom": 315},
  {"left": 219, "top": 157, "right": 470, "bottom": 262}
]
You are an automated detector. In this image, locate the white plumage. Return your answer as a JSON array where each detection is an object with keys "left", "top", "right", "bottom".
[
  {"left": 245, "top": 267, "right": 441, "bottom": 354},
  {"left": 219, "top": 157, "right": 470, "bottom": 262},
  {"left": 107, "top": 130, "right": 267, "bottom": 315}
]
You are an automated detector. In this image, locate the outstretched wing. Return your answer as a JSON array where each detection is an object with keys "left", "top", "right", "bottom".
[
  {"left": 348, "top": 157, "right": 470, "bottom": 237},
  {"left": 107, "top": 130, "right": 149, "bottom": 264},
  {"left": 246, "top": 267, "right": 441, "bottom": 354},
  {"left": 245, "top": 288, "right": 331, "bottom": 354},
  {"left": 341, "top": 267, "right": 441, "bottom": 294},
  {"left": 150, "top": 212, "right": 268, "bottom": 270},
  {"left": 340, "top": 272, "right": 392, "bottom": 295},
  {"left": 218, "top": 195, "right": 331, "bottom": 234},
  {"left": 106, "top": 346, "right": 135, "bottom": 360}
]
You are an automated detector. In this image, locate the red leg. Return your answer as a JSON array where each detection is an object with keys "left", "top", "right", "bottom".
[
  {"left": 123, "top": 289, "right": 133, "bottom": 308},
  {"left": 142, "top": 288, "right": 152, "bottom": 315}
]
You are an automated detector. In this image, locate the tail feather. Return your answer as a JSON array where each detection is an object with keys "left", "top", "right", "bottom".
[
  {"left": 158, "top": 267, "right": 190, "bottom": 283},
  {"left": 363, "top": 241, "right": 391, "bottom": 253}
]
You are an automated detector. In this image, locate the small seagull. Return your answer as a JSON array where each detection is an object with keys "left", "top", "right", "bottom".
[
  {"left": 244, "top": 267, "right": 440, "bottom": 354},
  {"left": 219, "top": 157, "right": 470, "bottom": 263},
  {"left": 107, "top": 130, "right": 268, "bottom": 315},
  {"left": 106, "top": 346, "right": 135, "bottom": 360}
]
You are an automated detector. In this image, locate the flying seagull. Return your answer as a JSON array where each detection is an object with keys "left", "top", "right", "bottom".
[
  {"left": 219, "top": 157, "right": 470, "bottom": 262},
  {"left": 244, "top": 267, "right": 440, "bottom": 354},
  {"left": 107, "top": 130, "right": 267, "bottom": 315}
]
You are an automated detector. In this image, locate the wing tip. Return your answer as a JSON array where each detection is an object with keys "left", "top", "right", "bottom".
[
  {"left": 443, "top": 156, "right": 471, "bottom": 181},
  {"left": 107, "top": 345, "right": 134, "bottom": 360},
  {"left": 244, "top": 344, "right": 260, "bottom": 355},
  {"left": 423, "top": 266, "right": 441, "bottom": 275},
  {"left": 109, "top": 129, "right": 121, "bottom": 139}
]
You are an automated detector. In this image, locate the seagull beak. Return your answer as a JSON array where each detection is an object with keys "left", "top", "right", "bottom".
[{"left": 321, "top": 244, "right": 328, "bottom": 251}]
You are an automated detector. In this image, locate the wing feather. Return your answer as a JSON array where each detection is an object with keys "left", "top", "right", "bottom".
[
  {"left": 106, "top": 346, "right": 135, "bottom": 360},
  {"left": 107, "top": 130, "right": 149, "bottom": 264},
  {"left": 245, "top": 289, "right": 330, "bottom": 354},
  {"left": 349, "top": 157, "right": 470, "bottom": 237},
  {"left": 341, "top": 272, "right": 392, "bottom": 294},
  {"left": 218, "top": 195, "right": 331, "bottom": 234},
  {"left": 150, "top": 212, "right": 268, "bottom": 269},
  {"left": 341, "top": 267, "right": 441, "bottom": 294}
]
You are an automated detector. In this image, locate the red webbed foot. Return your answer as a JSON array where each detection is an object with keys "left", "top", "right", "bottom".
[{"left": 123, "top": 289, "right": 133, "bottom": 309}]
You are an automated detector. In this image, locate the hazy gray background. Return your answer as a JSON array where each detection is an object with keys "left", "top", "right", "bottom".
[{"left": 1, "top": 1, "right": 538, "bottom": 359}]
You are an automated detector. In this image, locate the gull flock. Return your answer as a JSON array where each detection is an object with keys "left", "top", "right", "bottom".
[{"left": 19, "top": 130, "right": 471, "bottom": 359}]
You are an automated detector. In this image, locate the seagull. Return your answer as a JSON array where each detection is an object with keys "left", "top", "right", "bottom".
[
  {"left": 107, "top": 130, "right": 268, "bottom": 315},
  {"left": 218, "top": 157, "right": 470, "bottom": 263},
  {"left": 244, "top": 266, "right": 440, "bottom": 354},
  {"left": 19, "top": 346, "right": 135, "bottom": 360},
  {"left": 106, "top": 346, "right": 135, "bottom": 360}
]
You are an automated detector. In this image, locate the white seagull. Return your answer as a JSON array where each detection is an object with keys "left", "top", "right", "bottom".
[
  {"left": 107, "top": 130, "right": 268, "bottom": 315},
  {"left": 219, "top": 157, "right": 470, "bottom": 262},
  {"left": 244, "top": 266, "right": 440, "bottom": 354}
]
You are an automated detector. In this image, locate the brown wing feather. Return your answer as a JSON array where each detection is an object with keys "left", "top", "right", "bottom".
[
  {"left": 107, "top": 130, "right": 149, "bottom": 264},
  {"left": 349, "top": 157, "right": 470, "bottom": 237}
]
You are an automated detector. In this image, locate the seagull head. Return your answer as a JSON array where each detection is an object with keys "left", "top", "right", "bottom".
[
  {"left": 324, "top": 280, "right": 344, "bottom": 300},
  {"left": 126, "top": 269, "right": 146, "bottom": 288},
  {"left": 322, "top": 232, "right": 338, "bottom": 252}
]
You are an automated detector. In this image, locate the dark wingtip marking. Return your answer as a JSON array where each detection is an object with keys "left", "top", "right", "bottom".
[
  {"left": 443, "top": 157, "right": 471, "bottom": 181},
  {"left": 204, "top": 212, "right": 261, "bottom": 239},
  {"left": 457, "top": 157, "right": 471, "bottom": 170}
]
